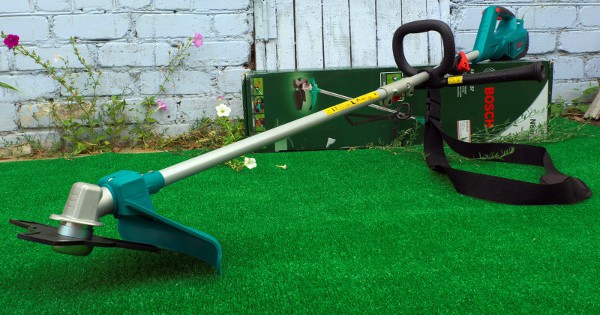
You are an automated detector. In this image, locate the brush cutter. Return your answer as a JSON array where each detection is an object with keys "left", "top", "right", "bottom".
[{"left": 10, "top": 6, "right": 591, "bottom": 274}]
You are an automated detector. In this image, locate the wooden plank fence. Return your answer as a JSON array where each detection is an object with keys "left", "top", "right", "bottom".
[{"left": 253, "top": 0, "right": 450, "bottom": 71}]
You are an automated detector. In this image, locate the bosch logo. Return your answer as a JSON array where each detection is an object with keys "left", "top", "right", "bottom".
[{"left": 484, "top": 87, "right": 495, "bottom": 128}]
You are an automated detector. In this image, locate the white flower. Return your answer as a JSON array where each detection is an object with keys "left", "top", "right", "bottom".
[
  {"left": 54, "top": 54, "right": 63, "bottom": 63},
  {"left": 215, "top": 103, "right": 231, "bottom": 117},
  {"left": 244, "top": 157, "right": 257, "bottom": 169}
]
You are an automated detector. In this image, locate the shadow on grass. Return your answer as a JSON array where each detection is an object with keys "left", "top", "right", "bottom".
[{"left": 16, "top": 248, "right": 219, "bottom": 297}]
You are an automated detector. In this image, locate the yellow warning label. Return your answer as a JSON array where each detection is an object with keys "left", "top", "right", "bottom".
[
  {"left": 323, "top": 91, "right": 380, "bottom": 116},
  {"left": 448, "top": 76, "right": 463, "bottom": 85}
]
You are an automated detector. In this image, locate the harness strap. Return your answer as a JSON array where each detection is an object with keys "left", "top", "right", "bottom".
[{"left": 423, "top": 88, "right": 592, "bottom": 205}]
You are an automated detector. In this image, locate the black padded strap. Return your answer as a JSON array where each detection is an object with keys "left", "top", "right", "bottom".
[{"left": 424, "top": 88, "right": 591, "bottom": 205}]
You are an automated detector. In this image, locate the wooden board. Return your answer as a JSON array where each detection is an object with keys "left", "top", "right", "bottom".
[
  {"left": 323, "top": 0, "right": 351, "bottom": 67},
  {"left": 254, "top": 0, "right": 445, "bottom": 71},
  {"left": 274, "top": 0, "right": 296, "bottom": 70},
  {"left": 401, "top": 0, "right": 428, "bottom": 66},
  {"left": 295, "top": 1, "right": 324, "bottom": 69},
  {"left": 375, "top": 0, "right": 403, "bottom": 67},
  {"left": 350, "top": 0, "right": 378, "bottom": 67}
]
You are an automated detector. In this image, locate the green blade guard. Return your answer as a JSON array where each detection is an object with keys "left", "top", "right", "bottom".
[
  {"left": 473, "top": 6, "right": 529, "bottom": 63},
  {"left": 99, "top": 170, "right": 222, "bottom": 274}
]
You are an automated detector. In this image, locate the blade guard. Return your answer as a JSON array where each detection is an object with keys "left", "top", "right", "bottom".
[
  {"left": 473, "top": 6, "right": 529, "bottom": 63},
  {"left": 99, "top": 170, "right": 222, "bottom": 274}
]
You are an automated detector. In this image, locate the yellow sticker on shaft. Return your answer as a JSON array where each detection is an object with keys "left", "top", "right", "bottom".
[
  {"left": 323, "top": 91, "right": 380, "bottom": 116},
  {"left": 447, "top": 76, "right": 463, "bottom": 85}
]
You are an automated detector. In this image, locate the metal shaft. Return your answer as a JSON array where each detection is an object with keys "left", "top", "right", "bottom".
[
  {"left": 159, "top": 71, "right": 430, "bottom": 186},
  {"left": 466, "top": 51, "right": 480, "bottom": 63}
]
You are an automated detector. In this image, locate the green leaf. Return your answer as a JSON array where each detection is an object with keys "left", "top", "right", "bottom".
[
  {"left": 0, "top": 82, "right": 19, "bottom": 91},
  {"left": 74, "top": 127, "right": 88, "bottom": 136},
  {"left": 73, "top": 145, "right": 86, "bottom": 155}
]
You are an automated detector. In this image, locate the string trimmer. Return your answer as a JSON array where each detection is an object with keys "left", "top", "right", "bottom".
[{"left": 10, "top": 6, "right": 590, "bottom": 274}]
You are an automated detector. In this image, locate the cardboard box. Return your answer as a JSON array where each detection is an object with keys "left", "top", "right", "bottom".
[{"left": 242, "top": 61, "right": 552, "bottom": 152}]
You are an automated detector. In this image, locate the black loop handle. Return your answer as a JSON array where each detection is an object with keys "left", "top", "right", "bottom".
[{"left": 392, "top": 20, "right": 455, "bottom": 78}]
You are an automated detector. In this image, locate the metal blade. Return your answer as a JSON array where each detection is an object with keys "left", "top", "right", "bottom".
[{"left": 9, "top": 219, "right": 159, "bottom": 252}]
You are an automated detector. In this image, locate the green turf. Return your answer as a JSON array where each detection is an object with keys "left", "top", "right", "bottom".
[{"left": 2, "top": 122, "right": 599, "bottom": 313}]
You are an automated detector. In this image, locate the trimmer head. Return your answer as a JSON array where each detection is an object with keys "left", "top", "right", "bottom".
[
  {"left": 10, "top": 219, "right": 159, "bottom": 255},
  {"left": 10, "top": 170, "right": 223, "bottom": 274}
]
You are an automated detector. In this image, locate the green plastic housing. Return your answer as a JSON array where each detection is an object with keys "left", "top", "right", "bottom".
[
  {"left": 473, "top": 6, "right": 528, "bottom": 63},
  {"left": 99, "top": 170, "right": 222, "bottom": 274}
]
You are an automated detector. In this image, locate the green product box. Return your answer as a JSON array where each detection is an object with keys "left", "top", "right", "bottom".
[{"left": 242, "top": 61, "right": 552, "bottom": 152}]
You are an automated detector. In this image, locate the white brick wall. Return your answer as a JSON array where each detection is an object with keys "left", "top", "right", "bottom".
[
  {"left": 139, "top": 70, "right": 213, "bottom": 95},
  {"left": 37, "top": 0, "right": 71, "bottom": 12},
  {"left": 1, "top": 16, "right": 50, "bottom": 42},
  {"left": 186, "top": 41, "right": 252, "bottom": 66},
  {"left": 0, "top": 50, "right": 9, "bottom": 71},
  {"left": 136, "top": 14, "right": 212, "bottom": 38},
  {"left": 553, "top": 57, "right": 585, "bottom": 80},
  {"left": 0, "top": 103, "right": 17, "bottom": 132},
  {"left": 214, "top": 14, "right": 250, "bottom": 36},
  {"left": 586, "top": 57, "right": 600, "bottom": 78},
  {"left": 218, "top": 68, "right": 248, "bottom": 93},
  {"left": 58, "top": 71, "right": 137, "bottom": 96},
  {"left": 97, "top": 43, "right": 171, "bottom": 67},
  {"left": 154, "top": 0, "right": 191, "bottom": 11},
  {"left": 54, "top": 14, "right": 130, "bottom": 39},
  {"left": 13, "top": 45, "right": 93, "bottom": 70},
  {"left": 117, "top": 0, "right": 153, "bottom": 10},
  {"left": 520, "top": 6, "right": 577, "bottom": 29},
  {"left": 451, "top": 0, "right": 600, "bottom": 103},
  {"left": 0, "top": 75, "right": 57, "bottom": 102},
  {"left": 0, "top": 1, "right": 35, "bottom": 14},
  {"left": 0, "top": 0, "right": 252, "bottom": 148},
  {"left": 73, "top": 0, "right": 113, "bottom": 12},
  {"left": 580, "top": 6, "right": 600, "bottom": 27}
]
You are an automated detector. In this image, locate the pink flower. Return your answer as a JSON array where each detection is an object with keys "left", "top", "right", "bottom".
[
  {"left": 217, "top": 95, "right": 224, "bottom": 101},
  {"left": 3, "top": 34, "right": 19, "bottom": 49},
  {"left": 193, "top": 33, "right": 203, "bottom": 48},
  {"left": 157, "top": 100, "right": 167, "bottom": 111}
]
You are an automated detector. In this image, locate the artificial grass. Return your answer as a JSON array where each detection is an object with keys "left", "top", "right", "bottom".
[{"left": 1, "top": 122, "right": 599, "bottom": 313}]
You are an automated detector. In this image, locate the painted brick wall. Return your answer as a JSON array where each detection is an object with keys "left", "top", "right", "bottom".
[
  {"left": 0, "top": 0, "right": 252, "bottom": 150},
  {"left": 450, "top": 0, "right": 600, "bottom": 102}
]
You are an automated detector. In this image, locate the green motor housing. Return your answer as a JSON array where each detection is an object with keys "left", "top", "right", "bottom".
[{"left": 473, "top": 6, "right": 529, "bottom": 63}]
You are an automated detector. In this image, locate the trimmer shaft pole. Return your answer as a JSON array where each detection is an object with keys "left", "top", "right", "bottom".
[{"left": 159, "top": 71, "right": 431, "bottom": 186}]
